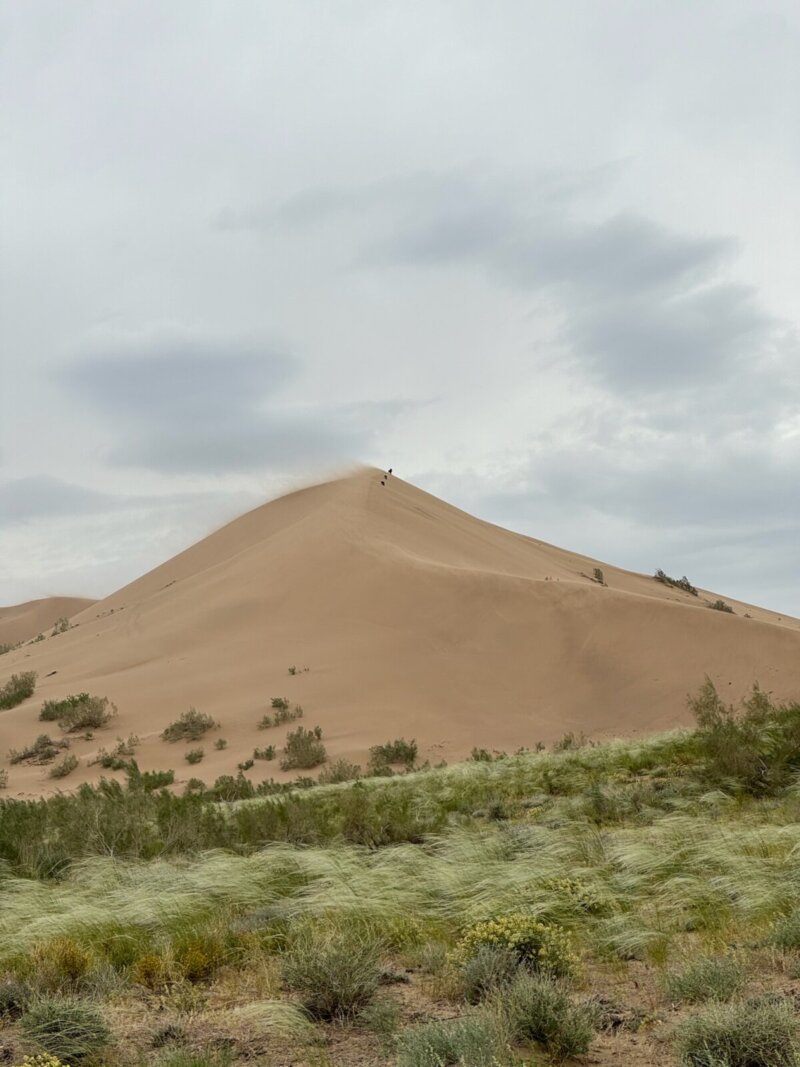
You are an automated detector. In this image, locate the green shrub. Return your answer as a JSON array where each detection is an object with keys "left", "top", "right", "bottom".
[
  {"left": 369, "top": 738, "right": 417, "bottom": 770},
  {"left": 282, "top": 928, "right": 383, "bottom": 1020},
  {"left": 43, "top": 695, "right": 115, "bottom": 733},
  {"left": 49, "top": 754, "right": 79, "bottom": 780},
  {"left": 214, "top": 738, "right": 227, "bottom": 750},
  {"left": 0, "top": 642, "right": 18, "bottom": 655},
  {"left": 396, "top": 1015, "right": 506, "bottom": 1067},
  {"left": 663, "top": 957, "right": 744, "bottom": 1004},
  {"left": 91, "top": 734, "right": 138, "bottom": 769},
  {"left": 9, "top": 734, "right": 69, "bottom": 765},
  {"left": 40, "top": 694, "right": 91, "bottom": 722},
  {"left": 237, "top": 759, "right": 254, "bottom": 771},
  {"left": 357, "top": 997, "right": 401, "bottom": 1041},
  {"left": 709, "top": 599, "right": 734, "bottom": 613},
  {"left": 161, "top": 708, "right": 217, "bottom": 742},
  {"left": 0, "top": 768, "right": 7, "bottom": 789},
  {"left": 125, "top": 763, "right": 174, "bottom": 791},
  {"left": 454, "top": 915, "right": 577, "bottom": 980},
  {"left": 655, "top": 569, "right": 698, "bottom": 596},
  {"left": 0, "top": 671, "right": 37, "bottom": 709},
  {"left": 20, "top": 995, "right": 111, "bottom": 1061},
  {"left": 185, "top": 748, "right": 204, "bottom": 765},
  {"left": 253, "top": 745, "right": 276, "bottom": 760},
  {"left": 259, "top": 702, "right": 303, "bottom": 728},
  {"left": 771, "top": 911, "right": 800, "bottom": 950},
  {"left": 271, "top": 696, "right": 289, "bottom": 711},
  {"left": 51, "top": 617, "right": 71, "bottom": 635},
  {"left": 592, "top": 566, "right": 605, "bottom": 585},
  {"left": 210, "top": 772, "right": 255, "bottom": 801},
  {"left": 494, "top": 972, "right": 595, "bottom": 1062},
  {"left": 675, "top": 998, "right": 798, "bottom": 1066},
  {"left": 318, "top": 758, "right": 361, "bottom": 784},
  {"left": 462, "top": 944, "right": 520, "bottom": 1003},
  {"left": 173, "top": 932, "right": 227, "bottom": 984},
  {"left": 31, "top": 936, "right": 93, "bottom": 990},
  {"left": 0, "top": 976, "right": 29, "bottom": 1019},
  {"left": 280, "top": 726, "right": 327, "bottom": 771},
  {"left": 470, "top": 747, "right": 494, "bottom": 762}
]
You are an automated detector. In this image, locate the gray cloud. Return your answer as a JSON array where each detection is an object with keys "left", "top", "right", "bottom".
[
  {"left": 0, "top": 476, "right": 118, "bottom": 526},
  {"left": 61, "top": 332, "right": 412, "bottom": 474}
]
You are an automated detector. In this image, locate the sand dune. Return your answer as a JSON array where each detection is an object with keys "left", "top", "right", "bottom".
[
  {"left": 2, "top": 468, "right": 799, "bottom": 797},
  {"left": 0, "top": 596, "right": 96, "bottom": 649}
]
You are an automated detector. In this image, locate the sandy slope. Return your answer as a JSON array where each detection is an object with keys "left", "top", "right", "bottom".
[
  {"left": 2, "top": 468, "right": 799, "bottom": 797},
  {"left": 0, "top": 597, "right": 96, "bottom": 648}
]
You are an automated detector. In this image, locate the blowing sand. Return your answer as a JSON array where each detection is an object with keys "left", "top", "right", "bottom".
[{"left": 2, "top": 467, "right": 799, "bottom": 797}]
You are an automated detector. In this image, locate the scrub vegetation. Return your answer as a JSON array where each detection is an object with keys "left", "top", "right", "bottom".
[{"left": 2, "top": 681, "right": 800, "bottom": 1065}]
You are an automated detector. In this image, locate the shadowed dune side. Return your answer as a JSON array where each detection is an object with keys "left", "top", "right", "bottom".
[{"left": 1, "top": 468, "right": 799, "bottom": 797}]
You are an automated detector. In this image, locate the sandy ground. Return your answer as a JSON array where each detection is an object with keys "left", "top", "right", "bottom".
[
  {"left": 1, "top": 467, "right": 799, "bottom": 797},
  {"left": 0, "top": 596, "right": 96, "bottom": 647}
]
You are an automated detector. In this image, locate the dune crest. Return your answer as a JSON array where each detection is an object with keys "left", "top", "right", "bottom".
[{"left": 1, "top": 467, "right": 799, "bottom": 797}]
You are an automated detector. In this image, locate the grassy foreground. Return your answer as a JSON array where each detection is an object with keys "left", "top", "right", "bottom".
[{"left": 3, "top": 681, "right": 800, "bottom": 1065}]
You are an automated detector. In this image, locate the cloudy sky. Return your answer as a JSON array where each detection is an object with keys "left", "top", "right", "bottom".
[{"left": 2, "top": 1, "right": 799, "bottom": 613}]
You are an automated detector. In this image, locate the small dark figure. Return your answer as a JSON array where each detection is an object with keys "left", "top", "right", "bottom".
[
  {"left": 380, "top": 479, "right": 385, "bottom": 486},
  {"left": 388, "top": 468, "right": 393, "bottom": 475}
]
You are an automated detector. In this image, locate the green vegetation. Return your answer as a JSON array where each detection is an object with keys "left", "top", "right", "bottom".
[
  {"left": 19, "top": 995, "right": 111, "bottom": 1061},
  {"left": 497, "top": 972, "right": 596, "bottom": 1062},
  {"left": 0, "top": 642, "right": 18, "bottom": 656},
  {"left": 282, "top": 927, "right": 383, "bottom": 1020},
  {"left": 90, "top": 735, "right": 139, "bottom": 770},
  {"left": 280, "top": 724, "right": 327, "bottom": 770},
  {"left": 368, "top": 737, "right": 417, "bottom": 770},
  {"left": 709, "top": 598, "right": 735, "bottom": 613},
  {"left": 318, "top": 757, "right": 361, "bottom": 784},
  {"left": 675, "top": 998, "right": 798, "bottom": 1066},
  {"left": 0, "top": 671, "right": 37, "bottom": 709},
  {"left": 663, "top": 957, "right": 744, "bottom": 1004},
  {"left": 48, "top": 754, "right": 79, "bottom": 780},
  {"left": 51, "top": 617, "right": 71, "bottom": 636},
  {"left": 214, "top": 737, "right": 228, "bottom": 750},
  {"left": 253, "top": 745, "right": 275, "bottom": 760},
  {"left": 655, "top": 569, "right": 699, "bottom": 595},
  {"left": 9, "top": 734, "right": 69, "bottom": 765},
  {"left": 161, "top": 708, "right": 218, "bottom": 742},
  {"left": 259, "top": 701, "right": 304, "bottom": 728},
  {"left": 592, "top": 566, "right": 605, "bottom": 585},
  {"left": 184, "top": 748, "right": 204, "bottom": 764},
  {"left": 41, "top": 694, "right": 115, "bottom": 732}
]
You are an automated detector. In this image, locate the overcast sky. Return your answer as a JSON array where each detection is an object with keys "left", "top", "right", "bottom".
[{"left": 2, "top": 1, "right": 799, "bottom": 614}]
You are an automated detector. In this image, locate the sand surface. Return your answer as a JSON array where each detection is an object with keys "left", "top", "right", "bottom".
[
  {"left": 2, "top": 468, "right": 799, "bottom": 797},
  {"left": 0, "top": 596, "right": 96, "bottom": 648}
]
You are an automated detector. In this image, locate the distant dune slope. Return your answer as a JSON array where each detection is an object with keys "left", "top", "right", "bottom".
[
  {"left": 0, "top": 597, "right": 96, "bottom": 648},
  {"left": 2, "top": 468, "right": 799, "bottom": 797}
]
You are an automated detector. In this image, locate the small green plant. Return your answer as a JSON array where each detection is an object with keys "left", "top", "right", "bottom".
[
  {"left": 662, "top": 957, "right": 744, "bottom": 1004},
  {"left": 161, "top": 708, "right": 218, "bottom": 742},
  {"left": 271, "top": 696, "right": 289, "bottom": 711},
  {"left": 462, "top": 944, "right": 520, "bottom": 1003},
  {"left": 210, "top": 772, "right": 255, "bottom": 801},
  {"left": 318, "top": 758, "right": 361, "bottom": 784},
  {"left": 0, "top": 641, "right": 18, "bottom": 655},
  {"left": 19, "top": 995, "right": 111, "bottom": 1061},
  {"left": 654, "top": 568, "right": 698, "bottom": 595},
  {"left": 253, "top": 745, "right": 276, "bottom": 760},
  {"left": 185, "top": 748, "right": 204, "bottom": 764},
  {"left": 214, "top": 738, "right": 228, "bottom": 750},
  {"left": 0, "top": 768, "right": 7, "bottom": 789},
  {"left": 453, "top": 915, "right": 577, "bottom": 979},
  {"left": 260, "top": 703, "right": 304, "bottom": 728},
  {"left": 51, "top": 617, "right": 71, "bottom": 636},
  {"left": 369, "top": 738, "right": 417, "bottom": 770},
  {"left": 237, "top": 758, "right": 254, "bottom": 771},
  {"left": 495, "top": 972, "right": 596, "bottom": 1062},
  {"left": 49, "top": 753, "right": 79, "bottom": 779},
  {"left": 47, "top": 695, "right": 115, "bottom": 732},
  {"left": 675, "top": 997, "right": 798, "bottom": 1066},
  {"left": 125, "top": 763, "right": 175, "bottom": 791},
  {"left": 396, "top": 1015, "right": 506, "bottom": 1067},
  {"left": 31, "top": 936, "right": 93, "bottom": 990},
  {"left": 280, "top": 725, "right": 327, "bottom": 770},
  {"left": 40, "top": 694, "right": 90, "bottom": 722},
  {"left": 592, "top": 567, "right": 605, "bottom": 585},
  {"left": 91, "top": 734, "right": 139, "bottom": 770},
  {"left": 0, "top": 671, "right": 37, "bottom": 710},
  {"left": 9, "top": 734, "right": 69, "bottom": 765},
  {"left": 709, "top": 599, "right": 735, "bottom": 614},
  {"left": 282, "top": 928, "right": 383, "bottom": 1020}
]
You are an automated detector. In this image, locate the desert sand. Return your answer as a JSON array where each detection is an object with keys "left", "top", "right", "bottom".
[
  {"left": 2, "top": 467, "right": 799, "bottom": 797},
  {"left": 0, "top": 596, "right": 96, "bottom": 648}
]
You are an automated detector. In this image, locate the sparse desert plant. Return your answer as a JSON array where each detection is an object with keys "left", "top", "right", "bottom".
[
  {"left": 494, "top": 972, "right": 596, "bottom": 1062},
  {"left": 675, "top": 997, "right": 798, "bottom": 1066},
  {"left": 19, "top": 995, "right": 111, "bottom": 1062},
  {"left": 260, "top": 703, "right": 304, "bottom": 728},
  {"left": 0, "top": 670, "right": 37, "bottom": 709},
  {"left": 210, "top": 772, "right": 255, "bottom": 801},
  {"left": 214, "top": 738, "right": 228, "bottom": 750},
  {"left": 132, "top": 951, "right": 172, "bottom": 991},
  {"left": 709, "top": 599, "right": 735, "bottom": 613},
  {"left": 40, "top": 694, "right": 91, "bottom": 722},
  {"left": 57, "top": 695, "right": 115, "bottom": 733},
  {"left": 185, "top": 748, "right": 204, "bottom": 765},
  {"left": 453, "top": 915, "right": 577, "bottom": 980},
  {"left": 318, "top": 758, "right": 361, "bottom": 784},
  {"left": 161, "top": 708, "right": 217, "bottom": 742},
  {"left": 396, "top": 1014, "right": 506, "bottom": 1067},
  {"left": 9, "top": 734, "right": 69, "bottom": 765},
  {"left": 280, "top": 725, "right": 327, "bottom": 771},
  {"left": 238, "top": 759, "right": 254, "bottom": 771},
  {"left": 654, "top": 568, "right": 698, "bottom": 595},
  {"left": 271, "top": 696, "right": 289, "bottom": 711},
  {"left": 593, "top": 567, "right": 605, "bottom": 585},
  {"left": 51, "top": 617, "right": 71, "bottom": 635},
  {"left": 461, "top": 944, "right": 520, "bottom": 1003},
  {"left": 30, "top": 936, "right": 93, "bottom": 991},
  {"left": 470, "top": 747, "right": 494, "bottom": 762},
  {"left": 91, "top": 734, "right": 139, "bottom": 770},
  {"left": 770, "top": 911, "right": 800, "bottom": 951},
  {"left": 49, "top": 754, "right": 79, "bottom": 780},
  {"left": 173, "top": 931, "right": 227, "bottom": 984},
  {"left": 0, "top": 768, "right": 7, "bottom": 789},
  {"left": 282, "top": 927, "right": 383, "bottom": 1020},
  {"left": 125, "top": 762, "right": 175, "bottom": 791},
  {"left": 0, "top": 641, "right": 18, "bottom": 655},
  {"left": 253, "top": 745, "right": 276, "bottom": 760},
  {"left": 369, "top": 738, "right": 418, "bottom": 770},
  {"left": 662, "top": 957, "right": 744, "bottom": 1004}
]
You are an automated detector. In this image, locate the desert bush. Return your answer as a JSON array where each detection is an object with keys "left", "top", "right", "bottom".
[
  {"left": 0, "top": 641, "right": 18, "bottom": 655},
  {"left": 0, "top": 671, "right": 37, "bottom": 709},
  {"left": 470, "top": 747, "right": 494, "bottom": 762},
  {"left": 357, "top": 997, "right": 401, "bottom": 1041},
  {"left": 770, "top": 911, "right": 800, "bottom": 951},
  {"left": 260, "top": 702, "right": 304, "bottom": 728},
  {"left": 9, "top": 734, "right": 69, "bottom": 765},
  {"left": 132, "top": 951, "right": 172, "bottom": 991},
  {"left": 454, "top": 915, "right": 577, "bottom": 980},
  {"left": 125, "top": 763, "right": 175, "bottom": 791},
  {"left": 237, "top": 759, "right": 254, "bottom": 771},
  {"left": 280, "top": 726, "right": 326, "bottom": 771},
  {"left": 91, "top": 734, "right": 138, "bottom": 769},
  {"left": 318, "top": 758, "right": 361, "bottom": 784},
  {"left": 40, "top": 694, "right": 90, "bottom": 722},
  {"left": 663, "top": 957, "right": 744, "bottom": 1004},
  {"left": 675, "top": 998, "right": 798, "bottom": 1066},
  {"left": 214, "top": 738, "right": 227, "bottom": 750},
  {"left": 709, "top": 599, "right": 734, "bottom": 613},
  {"left": 52, "top": 695, "right": 115, "bottom": 733},
  {"left": 48, "top": 754, "right": 79, "bottom": 780},
  {"left": 282, "top": 928, "right": 383, "bottom": 1020},
  {"left": 271, "top": 696, "right": 289, "bottom": 711},
  {"left": 396, "top": 1015, "right": 506, "bottom": 1067},
  {"left": 0, "top": 977, "right": 29, "bottom": 1019},
  {"left": 369, "top": 738, "right": 417, "bottom": 770},
  {"left": 51, "top": 618, "right": 71, "bottom": 635},
  {"left": 19, "top": 995, "right": 111, "bottom": 1061},
  {"left": 494, "top": 972, "right": 595, "bottom": 1062},
  {"left": 253, "top": 745, "right": 276, "bottom": 760},
  {"left": 0, "top": 768, "right": 7, "bottom": 789},
  {"left": 161, "top": 708, "right": 217, "bottom": 742},
  {"left": 30, "top": 937, "right": 93, "bottom": 991},
  {"left": 461, "top": 944, "right": 520, "bottom": 1003},
  {"left": 655, "top": 569, "right": 698, "bottom": 596},
  {"left": 185, "top": 748, "right": 204, "bottom": 765},
  {"left": 173, "top": 932, "right": 227, "bottom": 984},
  {"left": 209, "top": 772, "right": 255, "bottom": 801},
  {"left": 593, "top": 567, "right": 605, "bottom": 584}
]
